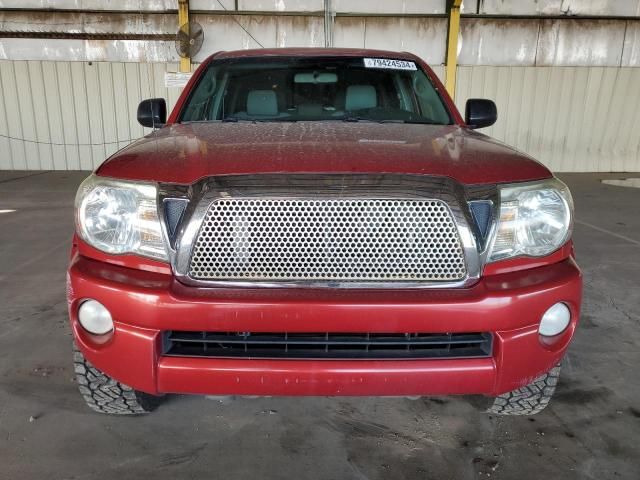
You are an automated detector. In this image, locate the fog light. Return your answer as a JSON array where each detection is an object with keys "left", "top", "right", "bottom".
[
  {"left": 78, "top": 300, "right": 113, "bottom": 335},
  {"left": 539, "top": 303, "right": 571, "bottom": 337}
]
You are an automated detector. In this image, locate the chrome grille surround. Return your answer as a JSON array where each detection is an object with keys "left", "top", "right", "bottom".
[
  {"left": 188, "top": 198, "right": 467, "bottom": 282},
  {"left": 165, "top": 175, "right": 494, "bottom": 289}
]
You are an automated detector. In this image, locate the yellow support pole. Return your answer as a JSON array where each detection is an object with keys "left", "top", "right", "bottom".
[
  {"left": 178, "top": 0, "right": 191, "bottom": 73},
  {"left": 445, "top": 0, "right": 462, "bottom": 99}
]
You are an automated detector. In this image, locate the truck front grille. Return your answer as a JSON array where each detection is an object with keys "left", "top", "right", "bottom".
[
  {"left": 163, "top": 331, "right": 493, "bottom": 360},
  {"left": 188, "top": 198, "right": 467, "bottom": 284}
]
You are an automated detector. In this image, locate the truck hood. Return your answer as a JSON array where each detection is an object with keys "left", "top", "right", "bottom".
[{"left": 97, "top": 122, "right": 551, "bottom": 185}]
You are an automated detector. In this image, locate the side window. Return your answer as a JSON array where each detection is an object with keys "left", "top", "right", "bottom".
[
  {"left": 182, "top": 68, "right": 219, "bottom": 121},
  {"left": 413, "top": 75, "right": 450, "bottom": 123}
]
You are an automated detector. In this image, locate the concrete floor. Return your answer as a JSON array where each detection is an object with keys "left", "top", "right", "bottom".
[{"left": 0, "top": 171, "right": 639, "bottom": 480}]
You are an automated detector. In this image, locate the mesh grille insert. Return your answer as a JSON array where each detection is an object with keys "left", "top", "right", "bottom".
[
  {"left": 469, "top": 200, "right": 493, "bottom": 240},
  {"left": 189, "top": 198, "right": 467, "bottom": 283},
  {"left": 164, "top": 198, "right": 188, "bottom": 239}
]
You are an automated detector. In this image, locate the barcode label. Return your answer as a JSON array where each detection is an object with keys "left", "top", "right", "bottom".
[{"left": 363, "top": 58, "right": 417, "bottom": 70}]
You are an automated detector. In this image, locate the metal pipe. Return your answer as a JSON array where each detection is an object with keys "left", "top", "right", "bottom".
[
  {"left": 0, "top": 31, "right": 174, "bottom": 40},
  {"left": 324, "top": 0, "right": 334, "bottom": 48}
]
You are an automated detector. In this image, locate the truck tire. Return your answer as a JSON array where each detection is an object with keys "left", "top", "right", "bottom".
[
  {"left": 487, "top": 365, "right": 561, "bottom": 416},
  {"left": 73, "top": 345, "right": 162, "bottom": 415}
]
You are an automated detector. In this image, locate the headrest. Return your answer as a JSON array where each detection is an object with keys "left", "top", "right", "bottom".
[
  {"left": 345, "top": 85, "right": 377, "bottom": 111},
  {"left": 247, "top": 90, "right": 278, "bottom": 116}
]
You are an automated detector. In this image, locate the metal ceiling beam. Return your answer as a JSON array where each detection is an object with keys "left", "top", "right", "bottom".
[
  {"left": 178, "top": 0, "right": 190, "bottom": 73},
  {"left": 1, "top": 6, "right": 637, "bottom": 20},
  {"left": 445, "top": 0, "right": 462, "bottom": 99}
]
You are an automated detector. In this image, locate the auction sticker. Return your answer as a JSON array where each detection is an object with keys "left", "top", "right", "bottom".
[{"left": 364, "top": 58, "right": 417, "bottom": 70}]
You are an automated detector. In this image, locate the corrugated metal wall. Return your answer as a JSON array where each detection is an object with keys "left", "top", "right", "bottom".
[
  {"left": 1, "top": 0, "right": 640, "bottom": 172},
  {"left": 0, "top": 61, "right": 180, "bottom": 170},
  {"left": 455, "top": 66, "right": 640, "bottom": 172},
  {"left": 2, "top": 60, "right": 640, "bottom": 172}
]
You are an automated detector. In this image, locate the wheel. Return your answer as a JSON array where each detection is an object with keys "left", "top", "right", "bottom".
[
  {"left": 487, "top": 365, "right": 561, "bottom": 416},
  {"left": 73, "top": 344, "right": 162, "bottom": 415}
]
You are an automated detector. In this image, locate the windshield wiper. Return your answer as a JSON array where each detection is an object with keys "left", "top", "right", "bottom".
[
  {"left": 401, "top": 120, "right": 444, "bottom": 125},
  {"left": 341, "top": 115, "right": 376, "bottom": 123},
  {"left": 223, "top": 117, "right": 300, "bottom": 123},
  {"left": 340, "top": 116, "right": 406, "bottom": 124},
  {"left": 181, "top": 118, "right": 248, "bottom": 123}
]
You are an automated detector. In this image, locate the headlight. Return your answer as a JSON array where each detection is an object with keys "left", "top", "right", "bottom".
[
  {"left": 75, "top": 175, "right": 168, "bottom": 261},
  {"left": 488, "top": 178, "right": 573, "bottom": 262}
]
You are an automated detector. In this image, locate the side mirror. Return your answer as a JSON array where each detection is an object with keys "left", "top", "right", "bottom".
[
  {"left": 137, "top": 98, "right": 167, "bottom": 128},
  {"left": 465, "top": 99, "right": 497, "bottom": 129}
]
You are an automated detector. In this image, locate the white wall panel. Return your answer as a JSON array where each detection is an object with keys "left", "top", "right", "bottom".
[
  {"left": 0, "top": 61, "right": 27, "bottom": 169},
  {"left": 332, "top": 17, "right": 365, "bottom": 48},
  {"left": 0, "top": 1, "right": 176, "bottom": 10},
  {"left": 275, "top": 15, "right": 325, "bottom": 47},
  {"left": 363, "top": 17, "right": 446, "bottom": 64},
  {"left": 459, "top": 19, "right": 540, "bottom": 66},
  {"left": 622, "top": 22, "right": 640, "bottom": 67},
  {"left": 334, "top": 0, "right": 444, "bottom": 14},
  {"left": 0, "top": 11, "right": 176, "bottom": 34},
  {"left": 458, "top": 18, "right": 635, "bottom": 67},
  {"left": 456, "top": 65, "right": 640, "bottom": 172},
  {"left": 13, "top": 61, "right": 40, "bottom": 169},
  {"left": 334, "top": 17, "right": 446, "bottom": 65},
  {"left": 193, "top": 14, "right": 325, "bottom": 59},
  {"left": 537, "top": 19, "right": 626, "bottom": 67},
  {"left": 238, "top": 0, "right": 324, "bottom": 11},
  {"left": 479, "top": 0, "right": 640, "bottom": 17},
  {"left": 0, "top": 60, "right": 180, "bottom": 170},
  {"left": 191, "top": 0, "right": 236, "bottom": 10},
  {"left": 0, "top": 38, "right": 178, "bottom": 62}
]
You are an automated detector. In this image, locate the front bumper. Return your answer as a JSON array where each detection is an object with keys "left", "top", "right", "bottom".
[{"left": 68, "top": 253, "right": 582, "bottom": 397}]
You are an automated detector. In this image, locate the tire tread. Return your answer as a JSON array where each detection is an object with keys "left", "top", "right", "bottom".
[
  {"left": 73, "top": 345, "right": 161, "bottom": 415},
  {"left": 487, "top": 365, "right": 561, "bottom": 416}
]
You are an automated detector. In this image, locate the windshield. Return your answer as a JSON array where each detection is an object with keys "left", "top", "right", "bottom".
[{"left": 179, "top": 56, "right": 453, "bottom": 125}]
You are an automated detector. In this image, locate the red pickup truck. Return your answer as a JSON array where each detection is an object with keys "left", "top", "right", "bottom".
[{"left": 69, "top": 48, "right": 581, "bottom": 415}]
